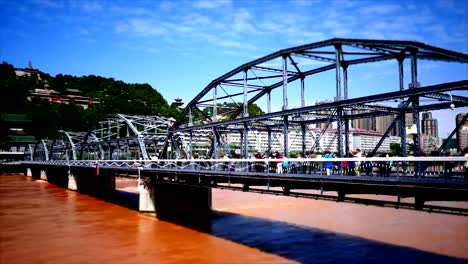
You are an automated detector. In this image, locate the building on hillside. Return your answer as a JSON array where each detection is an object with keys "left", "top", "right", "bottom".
[
  {"left": 15, "top": 61, "right": 100, "bottom": 109},
  {"left": 14, "top": 61, "right": 39, "bottom": 78},
  {"left": 172, "top": 97, "right": 184, "bottom": 108},
  {"left": 0, "top": 114, "right": 35, "bottom": 160},
  {"left": 28, "top": 88, "right": 100, "bottom": 109}
]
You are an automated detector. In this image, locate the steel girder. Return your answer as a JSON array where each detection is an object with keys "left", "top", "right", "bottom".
[
  {"left": 49, "top": 131, "right": 87, "bottom": 161},
  {"left": 78, "top": 114, "right": 177, "bottom": 160},
  {"left": 169, "top": 38, "right": 467, "bottom": 158},
  {"left": 32, "top": 139, "right": 51, "bottom": 161},
  {"left": 173, "top": 80, "right": 468, "bottom": 133},
  {"left": 171, "top": 80, "right": 467, "bottom": 158},
  {"left": 24, "top": 144, "right": 34, "bottom": 161},
  {"left": 173, "top": 38, "right": 468, "bottom": 130}
]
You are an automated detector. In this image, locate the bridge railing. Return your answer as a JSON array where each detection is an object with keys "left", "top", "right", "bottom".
[{"left": 23, "top": 156, "right": 468, "bottom": 179}]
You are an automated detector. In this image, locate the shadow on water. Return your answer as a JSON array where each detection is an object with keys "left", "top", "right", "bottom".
[
  {"left": 172, "top": 211, "right": 467, "bottom": 264},
  {"left": 93, "top": 189, "right": 140, "bottom": 211},
  {"left": 86, "top": 189, "right": 468, "bottom": 264}
]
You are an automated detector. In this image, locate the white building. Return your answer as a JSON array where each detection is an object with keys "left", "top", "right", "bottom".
[
  {"left": 181, "top": 125, "right": 393, "bottom": 157},
  {"left": 351, "top": 128, "right": 392, "bottom": 154}
]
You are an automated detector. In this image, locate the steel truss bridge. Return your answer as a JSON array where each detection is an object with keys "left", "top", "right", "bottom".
[{"left": 20, "top": 38, "right": 468, "bottom": 214}]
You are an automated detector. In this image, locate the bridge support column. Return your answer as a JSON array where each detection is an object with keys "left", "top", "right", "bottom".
[
  {"left": 68, "top": 171, "right": 77, "bottom": 191},
  {"left": 69, "top": 167, "right": 115, "bottom": 195},
  {"left": 153, "top": 183, "right": 212, "bottom": 221},
  {"left": 43, "top": 166, "right": 69, "bottom": 188},
  {"left": 415, "top": 196, "right": 425, "bottom": 210},
  {"left": 140, "top": 174, "right": 211, "bottom": 220},
  {"left": 40, "top": 169, "right": 48, "bottom": 181},
  {"left": 31, "top": 166, "right": 41, "bottom": 180},
  {"left": 139, "top": 181, "right": 155, "bottom": 212},
  {"left": 26, "top": 167, "right": 32, "bottom": 177}
]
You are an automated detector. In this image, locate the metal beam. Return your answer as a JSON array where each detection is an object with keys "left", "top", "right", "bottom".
[
  {"left": 438, "top": 114, "right": 468, "bottom": 153},
  {"left": 172, "top": 80, "right": 468, "bottom": 133}
]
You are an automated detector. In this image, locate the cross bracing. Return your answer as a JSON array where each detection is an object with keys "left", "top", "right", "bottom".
[
  {"left": 27, "top": 39, "right": 468, "bottom": 161},
  {"left": 49, "top": 131, "right": 87, "bottom": 161},
  {"left": 168, "top": 38, "right": 467, "bottom": 159}
]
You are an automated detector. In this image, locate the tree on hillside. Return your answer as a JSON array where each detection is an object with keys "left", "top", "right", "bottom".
[
  {"left": 0, "top": 62, "right": 33, "bottom": 113},
  {"left": 1, "top": 61, "right": 182, "bottom": 140},
  {"left": 28, "top": 99, "right": 61, "bottom": 139},
  {"left": 202, "top": 102, "right": 265, "bottom": 120}
]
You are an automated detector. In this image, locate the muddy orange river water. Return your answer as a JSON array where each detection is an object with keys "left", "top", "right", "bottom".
[{"left": 1, "top": 175, "right": 467, "bottom": 263}]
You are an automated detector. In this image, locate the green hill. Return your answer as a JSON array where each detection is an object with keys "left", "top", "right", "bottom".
[{"left": 0, "top": 61, "right": 182, "bottom": 143}]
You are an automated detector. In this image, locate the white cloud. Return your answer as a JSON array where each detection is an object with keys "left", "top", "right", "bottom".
[
  {"left": 160, "top": 1, "right": 174, "bottom": 12},
  {"left": 359, "top": 4, "right": 402, "bottom": 15},
  {"left": 116, "top": 18, "right": 168, "bottom": 36},
  {"left": 109, "top": 6, "right": 152, "bottom": 16},
  {"left": 232, "top": 8, "right": 258, "bottom": 34},
  {"left": 79, "top": 28, "right": 89, "bottom": 35},
  {"left": 31, "top": 0, "right": 62, "bottom": 8},
  {"left": 198, "top": 32, "right": 257, "bottom": 50},
  {"left": 290, "top": 0, "right": 321, "bottom": 6},
  {"left": 81, "top": 1, "right": 103, "bottom": 12},
  {"left": 435, "top": 0, "right": 467, "bottom": 14},
  {"left": 184, "top": 13, "right": 211, "bottom": 25},
  {"left": 194, "top": 0, "right": 232, "bottom": 9}
]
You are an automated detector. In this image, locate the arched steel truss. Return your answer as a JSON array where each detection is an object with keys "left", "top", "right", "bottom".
[
  {"left": 32, "top": 139, "right": 51, "bottom": 161},
  {"left": 49, "top": 131, "right": 87, "bottom": 160},
  {"left": 79, "top": 114, "right": 176, "bottom": 160},
  {"left": 169, "top": 38, "right": 468, "bottom": 159},
  {"left": 27, "top": 39, "right": 468, "bottom": 161},
  {"left": 27, "top": 114, "right": 183, "bottom": 161}
]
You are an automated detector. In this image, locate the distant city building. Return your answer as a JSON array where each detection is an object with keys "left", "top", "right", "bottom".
[
  {"left": 315, "top": 100, "right": 333, "bottom": 129},
  {"left": 375, "top": 114, "right": 396, "bottom": 134},
  {"left": 421, "top": 111, "right": 438, "bottom": 137},
  {"left": 351, "top": 109, "right": 375, "bottom": 131},
  {"left": 456, "top": 113, "right": 468, "bottom": 152},
  {"left": 351, "top": 128, "right": 392, "bottom": 154},
  {"left": 351, "top": 108, "right": 397, "bottom": 136},
  {"left": 420, "top": 135, "right": 442, "bottom": 153},
  {"left": 221, "top": 126, "right": 391, "bottom": 155}
]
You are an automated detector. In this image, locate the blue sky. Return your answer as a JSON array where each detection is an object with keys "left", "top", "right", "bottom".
[{"left": 0, "top": 0, "right": 467, "bottom": 137}]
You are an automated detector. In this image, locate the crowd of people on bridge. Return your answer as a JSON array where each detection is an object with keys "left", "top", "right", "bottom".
[
  {"left": 184, "top": 147, "right": 468, "bottom": 179},
  {"left": 248, "top": 149, "right": 393, "bottom": 176}
]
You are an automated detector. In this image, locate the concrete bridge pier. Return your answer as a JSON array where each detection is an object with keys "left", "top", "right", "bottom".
[
  {"left": 30, "top": 166, "right": 42, "bottom": 180},
  {"left": 40, "top": 169, "right": 48, "bottom": 181},
  {"left": 68, "top": 171, "right": 77, "bottom": 191},
  {"left": 43, "top": 166, "right": 69, "bottom": 188},
  {"left": 25, "top": 167, "right": 32, "bottom": 177},
  {"left": 139, "top": 172, "right": 212, "bottom": 221},
  {"left": 70, "top": 167, "right": 115, "bottom": 195}
]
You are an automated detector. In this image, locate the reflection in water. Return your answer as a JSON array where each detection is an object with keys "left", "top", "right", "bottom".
[{"left": 1, "top": 175, "right": 467, "bottom": 264}]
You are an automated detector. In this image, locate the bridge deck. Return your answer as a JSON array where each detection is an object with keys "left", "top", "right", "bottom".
[{"left": 21, "top": 157, "right": 468, "bottom": 215}]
